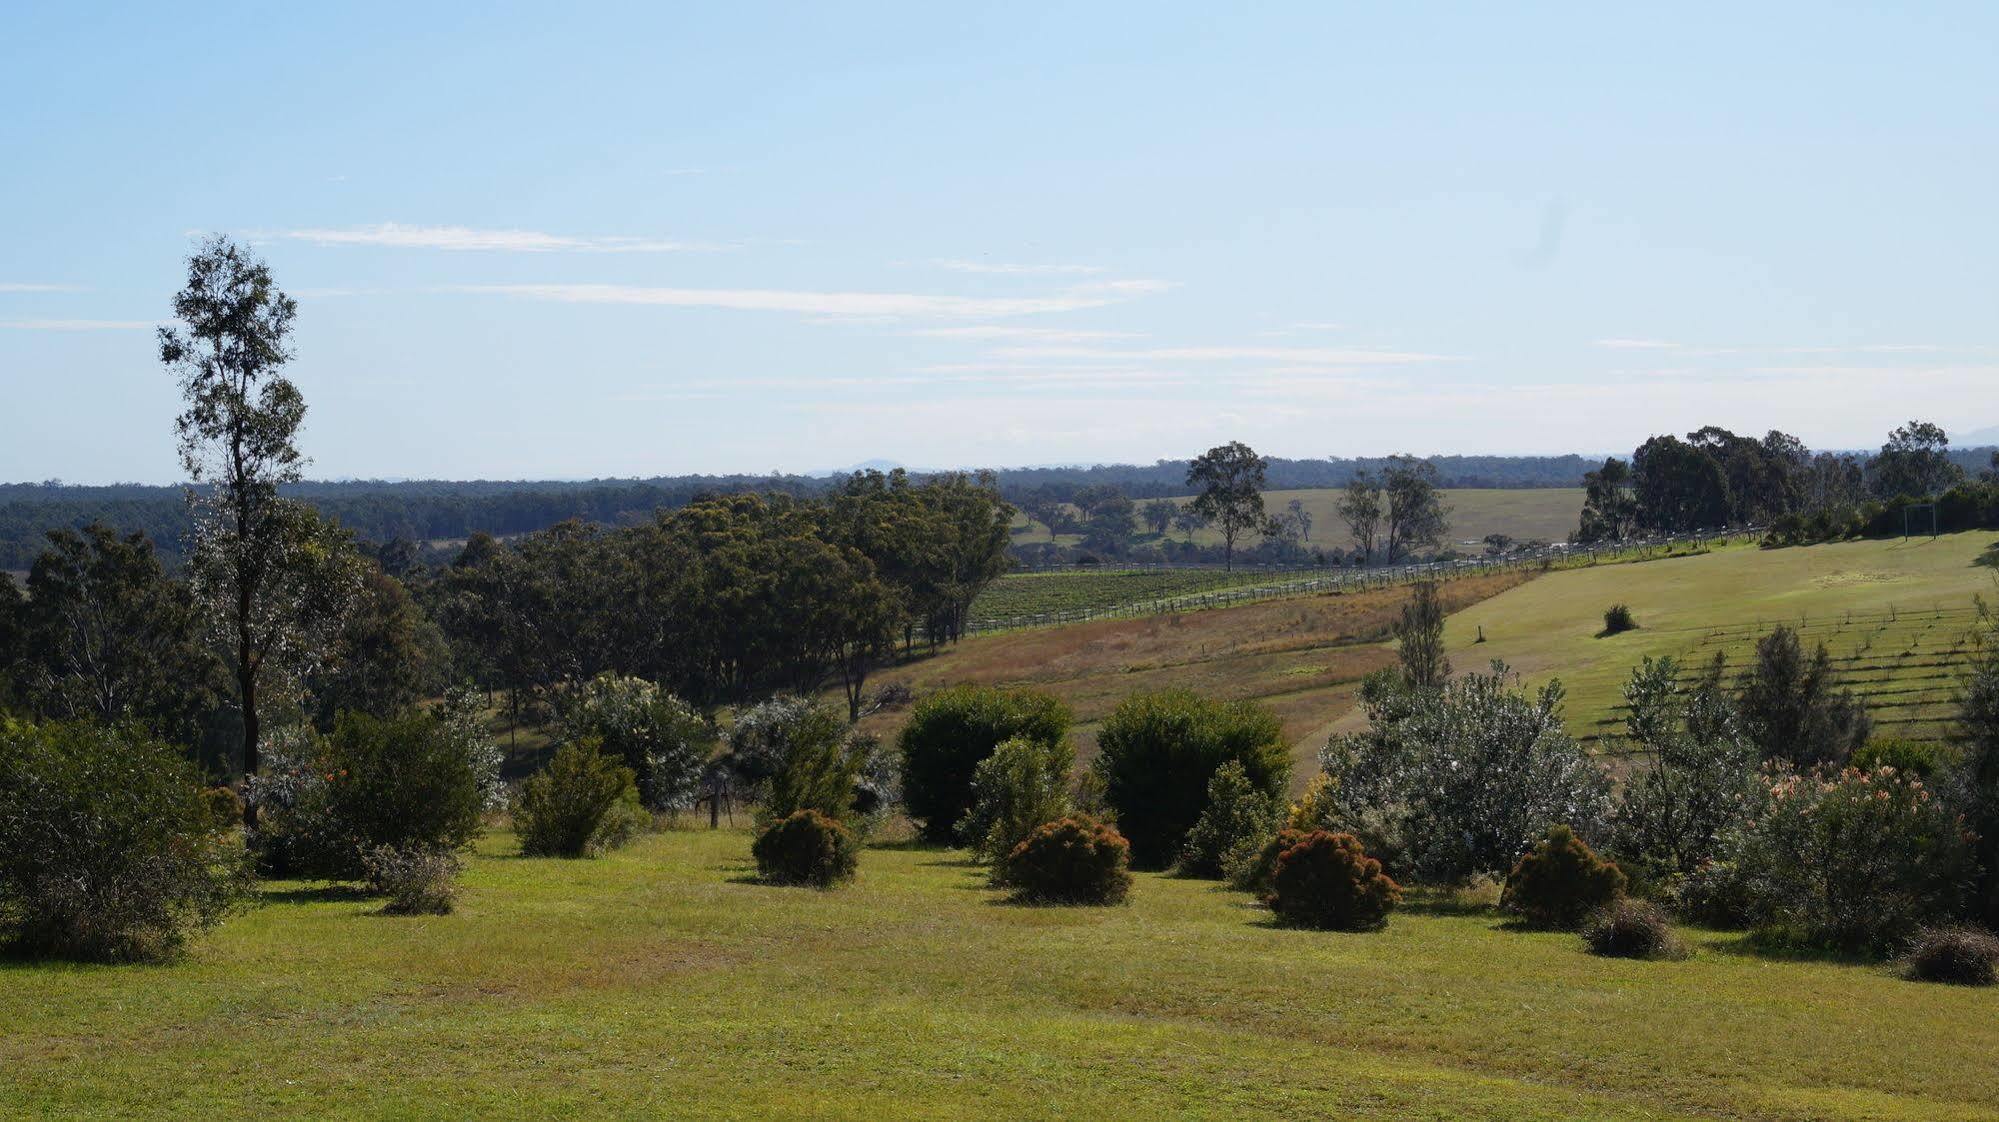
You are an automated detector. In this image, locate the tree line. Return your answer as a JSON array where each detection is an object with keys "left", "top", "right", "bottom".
[{"left": 1577, "top": 422, "right": 1999, "bottom": 542}]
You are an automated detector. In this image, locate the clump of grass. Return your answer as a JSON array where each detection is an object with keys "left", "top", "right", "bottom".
[
  {"left": 1904, "top": 926, "right": 1999, "bottom": 986},
  {"left": 1600, "top": 603, "right": 1638, "bottom": 636},
  {"left": 1580, "top": 899, "right": 1687, "bottom": 960}
]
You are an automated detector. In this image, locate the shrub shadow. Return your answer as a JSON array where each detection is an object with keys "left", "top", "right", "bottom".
[
  {"left": 257, "top": 884, "right": 373, "bottom": 906},
  {"left": 1703, "top": 932, "right": 1883, "bottom": 967}
]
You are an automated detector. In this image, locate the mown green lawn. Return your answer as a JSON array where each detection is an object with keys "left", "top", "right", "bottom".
[{"left": 5, "top": 828, "right": 1995, "bottom": 1120}]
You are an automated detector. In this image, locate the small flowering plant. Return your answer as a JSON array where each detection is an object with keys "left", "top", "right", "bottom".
[{"left": 1730, "top": 763, "right": 1970, "bottom": 953}]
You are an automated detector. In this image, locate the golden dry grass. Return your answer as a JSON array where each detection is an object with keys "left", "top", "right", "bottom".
[{"left": 865, "top": 570, "right": 1535, "bottom": 782}]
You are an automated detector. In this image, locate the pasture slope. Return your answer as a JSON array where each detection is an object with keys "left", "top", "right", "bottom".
[
  {"left": 1011, "top": 486, "right": 1585, "bottom": 549},
  {"left": 4, "top": 828, "right": 1994, "bottom": 1120},
  {"left": 868, "top": 570, "right": 1536, "bottom": 780},
  {"left": 1448, "top": 530, "right": 1999, "bottom": 746}
]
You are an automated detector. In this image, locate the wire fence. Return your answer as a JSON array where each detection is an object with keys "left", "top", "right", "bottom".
[{"left": 964, "top": 529, "right": 1753, "bottom": 636}]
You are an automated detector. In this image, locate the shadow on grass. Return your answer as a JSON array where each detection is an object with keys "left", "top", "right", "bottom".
[
  {"left": 1702, "top": 931, "right": 1885, "bottom": 967},
  {"left": 257, "top": 884, "right": 374, "bottom": 907}
]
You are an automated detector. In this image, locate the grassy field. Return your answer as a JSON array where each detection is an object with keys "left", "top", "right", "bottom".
[
  {"left": 1011, "top": 487, "right": 1584, "bottom": 549},
  {"left": 967, "top": 567, "right": 1287, "bottom": 629},
  {"left": 871, "top": 571, "right": 1535, "bottom": 780},
  {"left": 4, "top": 827, "right": 1994, "bottom": 1120},
  {"left": 1444, "top": 531, "right": 1999, "bottom": 745}
]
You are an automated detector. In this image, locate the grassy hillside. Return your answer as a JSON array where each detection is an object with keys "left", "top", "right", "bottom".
[
  {"left": 871, "top": 571, "right": 1535, "bottom": 779},
  {"left": 5, "top": 828, "right": 1993, "bottom": 1120},
  {"left": 1446, "top": 531, "right": 1999, "bottom": 745},
  {"left": 1011, "top": 487, "right": 1584, "bottom": 549}
]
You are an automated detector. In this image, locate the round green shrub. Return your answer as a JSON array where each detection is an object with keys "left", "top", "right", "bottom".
[
  {"left": 1267, "top": 830, "right": 1402, "bottom": 931},
  {"left": 1904, "top": 926, "right": 1999, "bottom": 986},
  {"left": 1005, "top": 816, "right": 1133, "bottom": 905},
  {"left": 0, "top": 720, "right": 247, "bottom": 962},
  {"left": 897, "top": 685, "right": 1070, "bottom": 843},
  {"left": 752, "top": 809, "right": 859, "bottom": 888},
  {"left": 1093, "top": 689, "right": 1289, "bottom": 868},
  {"left": 563, "top": 674, "right": 712, "bottom": 811},
  {"left": 514, "top": 739, "right": 649, "bottom": 858},
  {"left": 202, "top": 785, "right": 245, "bottom": 830},
  {"left": 252, "top": 710, "right": 487, "bottom": 879},
  {"left": 1501, "top": 824, "right": 1627, "bottom": 930},
  {"left": 1580, "top": 898, "right": 1686, "bottom": 960}
]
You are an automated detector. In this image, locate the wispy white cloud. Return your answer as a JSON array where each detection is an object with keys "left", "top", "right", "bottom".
[
  {"left": 450, "top": 280, "right": 1170, "bottom": 320},
  {"left": 992, "top": 343, "right": 1450, "bottom": 364},
  {"left": 0, "top": 283, "right": 84, "bottom": 293},
  {"left": 926, "top": 259, "right": 1108, "bottom": 275},
  {"left": 0, "top": 319, "right": 155, "bottom": 331},
  {"left": 273, "top": 223, "right": 727, "bottom": 253},
  {"left": 908, "top": 325, "right": 1147, "bottom": 342}
]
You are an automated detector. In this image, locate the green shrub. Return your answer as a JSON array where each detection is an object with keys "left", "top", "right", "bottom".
[
  {"left": 1601, "top": 603, "right": 1637, "bottom": 635},
  {"left": 1267, "top": 830, "right": 1401, "bottom": 931},
  {"left": 728, "top": 697, "right": 895, "bottom": 834},
  {"left": 1226, "top": 827, "right": 1304, "bottom": 895},
  {"left": 1727, "top": 765, "right": 1969, "bottom": 953},
  {"left": 1851, "top": 737, "right": 1954, "bottom": 780},
  {"left": 898, "top": 685, "right": 1071, "bottom": 843},
  {"left": 565, "top": 674, "right": 712, "bottom": 811},
  {"left": 1180, "top": 760, "right": 1283, "bottom": 877},
  {"left": 251, "top": 711, "right": 488, "bottom": 879},
  {"left": 0, "top": 720, "right": 246, "bottom": 962},
  {"left": 1005, "top": 816, "right": 1133, "bottom": 905},
  {"left": 1903, "top": 926, "right": 1999, "bottom": 986},
  {"left": 513, "top": 739, "right": 650, "bottom": 858},
  {"left": 1094, "top": 690, "right": 1289, "bottom": 868},
  {"left": 960, "top": 735, "right": 1074, "bottom": 870},
  {"left": 362, "top": 845, "right": 461, "bottom": 916},
  {"left": 1580, "top": 899, "right": 1686, "bottom": 960},
  {"left": 752, "top": 809, "right": 858, "bottom": 888},
  {"left": 1501, "top": 825, "right": 1627, "bottom": 930},
  {"left": 202, "top": 785, "right": 245, "bottom": 830},
  {"left": 1320, "top": 665, "right": 1612, "bottom": 883}
]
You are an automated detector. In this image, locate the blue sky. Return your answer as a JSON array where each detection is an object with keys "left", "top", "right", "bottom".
[{"left": 3, "top": 2, "right": 1995, "bottom": 483}]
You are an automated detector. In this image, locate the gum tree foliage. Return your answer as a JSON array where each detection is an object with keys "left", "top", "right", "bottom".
[
  {"left": 161, "top": 236, "right": 359, "bottom": 781},
  {"left": 1338, "top": 471, "right": 1384, "bottom": 563},
  {"left": 1631, "top": 435, "right": 1732, "bottom": 532},
  {"left": 1734, "top": 625, "right": 1871, "bottom": 768},
  {"left": 17, "top": 524, "right": 221, "bottom": 745},
  {"left": 0, "top": 572, "right": 23, "bottom": 711},
  {"left": 1575, "top": 457, "right": 1639, "bottom": 543},
  {"left": 1609, "top": 656, "right": 1759, "bottom": 880},
  {"left": 433, "top": 476, "right": 1004, "bottom": 724},
  {"left": 562, "top": 674, "right": 713, "bottom": 811},
  {"left": 1140, "top": 497, "right": 1179, "bottom": 537},
  {"left": 1381, "top": 455, "right": 1450, "bottom": 562},
  {"left": 1187, "top": 441, "right": 1268, "bottom": 571},
  {"left": 1319, "top": 663, "right": 1613, "bottom": 883},
  {"left": 1867, "top": 419, "right": 1966, "bottom": 500},
  {"left": 306, "top": 563, "right": 451, "bottom": 729}
]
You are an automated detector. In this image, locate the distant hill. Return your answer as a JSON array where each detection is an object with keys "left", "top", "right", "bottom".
[{"left": 1956, "top": 425, "right": 1999, "bottom": 447}]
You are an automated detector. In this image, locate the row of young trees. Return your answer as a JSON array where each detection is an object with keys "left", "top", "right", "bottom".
[{"left": 1578, "top": 421, "right": 1999, "bottom": 541}]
